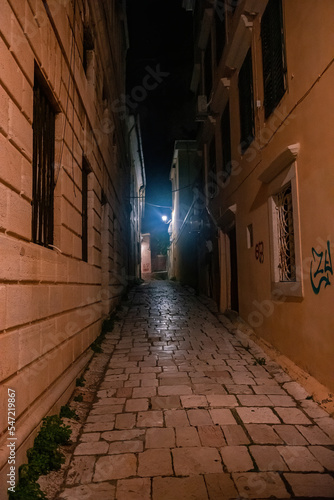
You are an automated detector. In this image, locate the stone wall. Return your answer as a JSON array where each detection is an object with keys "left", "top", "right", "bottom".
[{"left": 0, "top": 0, "right": 130, "bottom": 488}]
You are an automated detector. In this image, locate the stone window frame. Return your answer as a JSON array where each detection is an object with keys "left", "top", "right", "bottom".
[{"left": 259, "top": 143, "right": 303, "bottom": 298}]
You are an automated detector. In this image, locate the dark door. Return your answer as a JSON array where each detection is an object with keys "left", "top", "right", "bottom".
[{"left": 229, "top": 225, "right": 239, "bottom": 312}]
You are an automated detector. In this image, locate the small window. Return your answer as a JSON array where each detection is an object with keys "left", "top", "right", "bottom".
[
  {"left": 275, "top": 183, "right": 295, "bottom": 282},
  {"left": 239, "top": 49, "right": 255, "bottom": 153},
  {"left": 82, "top": 157, "right": 91, "bottom": 262},
  {"left": 32, "top": 72, "right": 56, "bottom": 247},
  {"left": 83, "top": 25, "right": 94, "bottom": 76},
  {"left": 221, "top": 102, "right": 231, "bottom": 177},
  {"left": 261, "top": 0, "right": 286, "bottom": 118}
]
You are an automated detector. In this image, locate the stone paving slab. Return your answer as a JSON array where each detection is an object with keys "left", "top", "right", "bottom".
[{"left": 57, "top": 281, "right": 334, "bottom": 499}]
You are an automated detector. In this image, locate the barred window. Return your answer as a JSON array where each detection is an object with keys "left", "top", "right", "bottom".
[
  {"left": 238, "top": 49, "right": 254, "bottom": 153},
  {"left": 82, "top": 157, "right": 90, "bottom": 262},
  {"left": 275, "top": 183, "right": 295, "bottom": 282},
  {"left": 261, "top": 0, "right": 286, "bottom": 118},
  {"left": 32, "top": 73, "right": 56, "bottom": 247},
  {"left": 221, "top": 102, "right": 231, "bottom": 177}
]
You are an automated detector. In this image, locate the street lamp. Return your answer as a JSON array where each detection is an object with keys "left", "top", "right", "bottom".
[{"left": 162, "top": 215, "right": 168, "bottom": 222}]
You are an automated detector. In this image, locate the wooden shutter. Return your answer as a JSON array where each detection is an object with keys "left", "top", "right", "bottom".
[{"left": 261, "top": 0, "right": 286, "bottom": 118}]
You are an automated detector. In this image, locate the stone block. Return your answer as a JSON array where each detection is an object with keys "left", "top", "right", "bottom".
[
  {"left": 8, "top": 100, "right": 32, "bottom": 160},
  {"left": 232, "top": 472, "right": 289, "bottom": 498},
  {"left": 137, "top": 449, "right": 173, "bottom": 477},
  {"left": 145, "top": 428, "right": 175, "bottom": 448},
  {"left": 250, "top": 445, "right": 288, "bottom": 471},
  {"left": 65, "top": 455, "right": 95, "bottom": 485},
  {"left": 220, "top": 446, "right": 253, "bottom": 472},
  {"left": 0, "top": 330, "right": 19, "bottom": 380},
  {"left": 277, "top": 446, "right": 324, "bottom": 471},
  {"left": 152, "top": 476, "right": 208, "bottom": 500},
  {"left": 172, "top": 447, "right": 223, "bottom": 475},
  {"left": 198, "top": 425, "right": 226, "bottom": 447},
  {"left": 236, "top": 407, "right": 280, "bottom": 424},
  {"left": 6, "top": 284, "right": 33, "bottom": 329},
  {"left": 0, "top": 36, "right": 23, "bottom": 108},
  {"left": 94, "top": 454, "right": 137, "bottom": 481},
  {"left": 7, "top": 191, "right": 31, "bottom": 240},
  {"left": 18, "top": 323, "right": 41, "bottom": 370},
  {"left": 204, "top": 473, "right": 238, "bottom": 500},
  {"left": 284, "top": 473, "right": 334, "bottom": 497},
  {"left": 10, "top": 14, "right": 35, "bottom": 85},
  {"left": 117, "top": 478, "right": 151, "bottom": 500}
]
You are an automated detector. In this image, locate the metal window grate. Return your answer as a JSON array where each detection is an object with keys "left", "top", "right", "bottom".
[
  {"left": 82, "top": 157, "right": 90, "bottom": 262},
  {"left": 276, "top": 184, "right": 296, "bottom": 282},
  {"left": 238, "top": 48, "right": 255, "bottom": 153},
  {"left": 261, "top": 0, "right": 286, "bottom": 118},
  {"left": 32, "top": 79, "right": 56, "bottom": 247}
]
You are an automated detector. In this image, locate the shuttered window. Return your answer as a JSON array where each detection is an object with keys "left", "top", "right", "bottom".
[
  {"left": 32, "top": 75, "right": 56, "bottom": 247},
  {"left": 239, "top": 49, "right": 254, "bottom": 153},
  {"left": 221, "top": 102, "right": 231, "bottom": 177},
  {"left": 261, "top": 0, "right": 286, "bottom": 118}
]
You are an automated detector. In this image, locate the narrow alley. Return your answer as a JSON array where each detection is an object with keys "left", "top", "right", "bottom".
[{"left": 58, "top": 281, "right": 334, "bottom": 500}]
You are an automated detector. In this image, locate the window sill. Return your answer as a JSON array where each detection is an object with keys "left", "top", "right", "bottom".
[{"left": 271, "top": 281, "right": 304, "bottom": 300}]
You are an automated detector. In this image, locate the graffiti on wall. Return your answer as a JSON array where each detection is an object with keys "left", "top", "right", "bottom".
[
  {"left": 310, "top": 240, "right": 333, "bottom": 294},
  {"left": 255, "top": 242, "right": 264, "bottom": 263}
]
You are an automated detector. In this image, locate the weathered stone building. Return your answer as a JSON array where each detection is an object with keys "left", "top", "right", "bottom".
[
  {"left": 0, "top": 0, "right": 139, "bottom": 487},
  {"left": 173, "top": 0, "right": 334, "bottom": 392}
]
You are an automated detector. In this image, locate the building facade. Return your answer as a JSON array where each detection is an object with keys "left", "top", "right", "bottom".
[
  {"left": 0, "top": 0, "right": 135, "bottom": 486},
  {"left": 183, "top": 0, "right": 334, "bottom": 392},
  {"left": 128, "top": 114, "right": 146, "bottom": 282}
]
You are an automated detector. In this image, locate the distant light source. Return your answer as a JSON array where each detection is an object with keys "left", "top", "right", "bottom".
[{"left": 162, "top": 215, "right": 168, "bottom": 222}]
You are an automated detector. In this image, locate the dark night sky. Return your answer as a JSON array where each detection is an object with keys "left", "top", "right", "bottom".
[{"left": 126, "top": 0, "right": 197, "bottom": 233}]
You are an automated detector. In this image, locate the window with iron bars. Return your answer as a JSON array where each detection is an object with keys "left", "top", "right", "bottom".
[
  {"left": 32, "top": 72, "right": 56, "bottom": 247},
  {"left": 238, "top": 48, "right": 255, "bottom": 153},
  {"left": 275, "top": 183, "right": 296, "bottom": 282},
  {"left": 261, "top": 0, "right": 286, "bottom": 118},
  {"left": 82, "top": 157, "right": 91, "bottom": 262}
]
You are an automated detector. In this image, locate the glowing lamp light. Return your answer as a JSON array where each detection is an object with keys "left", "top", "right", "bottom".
[{"left": 162, "top": 215, "right": 168, "bottom": 222}]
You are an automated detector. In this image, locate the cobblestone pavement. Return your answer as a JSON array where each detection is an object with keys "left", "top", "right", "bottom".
[{"left": 57, "top": 281, "right": 334, "bottom": 499}]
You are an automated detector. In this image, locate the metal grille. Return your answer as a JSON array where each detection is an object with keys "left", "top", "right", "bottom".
[
  {"left": 82, "top": 158, "right": 89, "bottom": 262},
  {"left": 261, "top": 0, "right": 286, "bottom": 118},
  {"left": 238, "top": 48, "right": 254, "bottom": 152},
  {"left": 276, "top": 184, "right": 296, "bottom": 281},
  {"left": 32, "top": 80, "right": 55, "bottom": 247}
]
